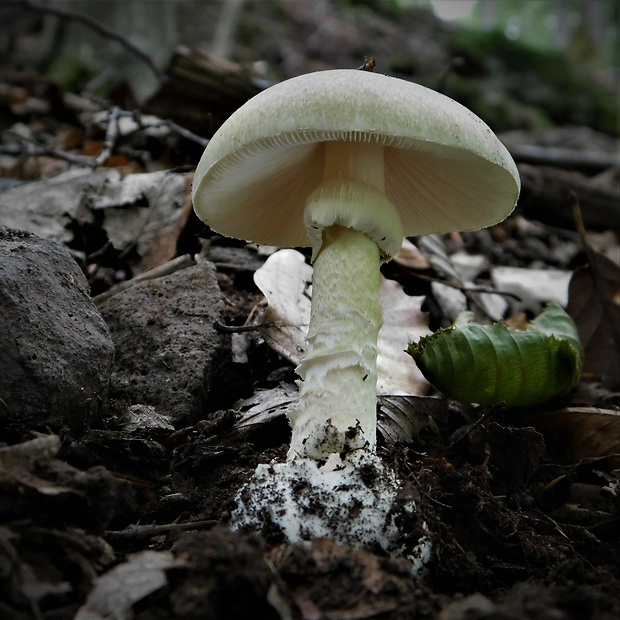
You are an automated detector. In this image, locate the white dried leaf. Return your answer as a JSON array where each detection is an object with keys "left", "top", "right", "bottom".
[
  {"left": 492, "top": 266, "right": 572, "bottom": 309},
  {"left": 0, "top": 168, "right": 109, "bottom": 243},
  {"left": 125, "top": 404, "right": 174, "bottom": 433},
  {"left": 377, "top": 278, "right": 430, "bottom": 395},
  {"left": 75, "top": 550, "right": 181, "bottom": 620},
  {"left": 450, "top": 250, "right": 489, "bottom": 282},
  {"left": 253, "top": 248, "right": 312, "bottom": 365}
]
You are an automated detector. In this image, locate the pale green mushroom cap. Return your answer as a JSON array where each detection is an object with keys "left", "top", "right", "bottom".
[{"left": 192, "top": 69, "right": 520, "bottom": 256}]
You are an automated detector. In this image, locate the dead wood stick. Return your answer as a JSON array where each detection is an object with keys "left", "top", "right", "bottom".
[
  {"left": 93, "top": 254, "right": 196, "bottom": 305},
  {"left": 508, "top": 144, "right": 618, "bottom": 171},
  {"left": 105, "top": 519, "right": 218, "bottom": 543},
  {"left": 517, "top": 163, "right": 619, "bottom": 232}
]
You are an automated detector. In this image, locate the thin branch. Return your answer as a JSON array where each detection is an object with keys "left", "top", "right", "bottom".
[
  {"left": 5, "top": 130, "right": 96, "bottom": 165},
  {"left": 6, "top": 104, "right": 210, "bottom": 168},
  {"left": 3, "top": 0, "right": 165, "bottom": 81},
  {"left": 412, "top": 272, "right": 523, "bottom": 302},
  {"left": 93, "top": 254, "right": 196, "bottom": 305},
  {"left": 157, "top": 118, "right": 210, "bottom": 148},
  {"left": 94, "top": 105, "right": 121, "bottom": 166},
  {"left": 105, "top": 519, "right": 218, "bottom": 543}
]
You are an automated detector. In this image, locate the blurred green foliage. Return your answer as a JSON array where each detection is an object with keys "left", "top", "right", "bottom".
[{"left": 443, "top": 28, "right": 618, "bottom": 135}]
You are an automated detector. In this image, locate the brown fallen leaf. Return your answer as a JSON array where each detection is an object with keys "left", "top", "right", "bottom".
[
  {"left": 520, "top": 407, "right": 620, "bottom": 468},
  {"left": 567, "top": 198, "right": 620, "bottom": 390},
  {"left": 377, "top": 395, "right": 448, "bottom": 444}
]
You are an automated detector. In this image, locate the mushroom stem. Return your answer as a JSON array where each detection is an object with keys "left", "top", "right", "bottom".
[
  {"left": 288, "top": 140, "right": 403, "bottom": 461},
  {"left": 287, "top": 224, "right": 382, "bottom": 460}
]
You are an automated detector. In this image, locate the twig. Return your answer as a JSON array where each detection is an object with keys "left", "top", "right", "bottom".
[
  {"left": 157, "top": 118, "right": 210, "bottom": 148},
  {"left": 214, "top": 321, "right": 261, "bottom": 333},
  {"left": 3, "top": 0, "right": 165, "bottom": 82},
  {"left": 105, "top": 519, "right": 218, "bottom": 543},
  {"left": 94, "top": 105, "right": 122, "bottom": 166},
  {"left": 6, "top": 104, "right": 210, "bottom": 167},
  {"left": 93, "top": 254, "right": 196, "bottom": 305},
  {"left": 92, "top": 108, "right": 210, "bottom": 148},
  {"left": 412, "top": 272, "right": 522, "bottom": 302},
  {"left": 213, "top": 320, "right": 305, "bottom": 333}
]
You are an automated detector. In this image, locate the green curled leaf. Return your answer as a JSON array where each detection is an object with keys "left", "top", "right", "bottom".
[{"left": 407, "top": 302, "right": 584, "bottom": 408}]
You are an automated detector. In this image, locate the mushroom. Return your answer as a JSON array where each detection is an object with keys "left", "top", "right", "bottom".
[{"left": 192, "top": 68, "right": 520, "bottom": 462}]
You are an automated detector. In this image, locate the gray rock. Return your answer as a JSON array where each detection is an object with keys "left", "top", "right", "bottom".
[
  {"left": 0, "top": 227, "right": 115, "bottom": 430},
  {"left": 98, "top": 261, "right": 229, "bottom": 424}
]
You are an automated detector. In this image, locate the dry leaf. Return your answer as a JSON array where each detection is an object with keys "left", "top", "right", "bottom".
[
  {"left": 233, "top": 383, "right": 298, "bottom": 429},
  {"left": 418, "top": 234, "right": 507, "bottom": 321},
  {"left": 87, "top": 170, "right": 193, "bottom": 273},
  {"left": 75, "top": 550, "right": 182, "bottom": 620},
  {"left": 521, "top": 407, "right": 620, "bottom": 467},
  {"left": 416, "top": 234, "right": 463, "bottom": 285},
  {"left": 492, "top": 266, "right": 572, "bottom": 309},
  {"left": 567, "top": 199, "right": 620, "bottom": 390},
  {"left": 0, "top": 168, "right": 192, "bottom": 275},
  {"left": 253, "top": 249, "right": 312, "bottom": 366},
  {"left": 0, "top": 435, "right": 72, "bottom": 495},
  {"left": 0, "top": 168, "right": 109, "bottom": 243},
  {"left": 568, "top": 253, "right": 620, "bottom": 390},
  {"left": 377, "top": 395, "right": 447, "bottom": 444},
  {"left": 231, "top": 385, "right": 445, "bottom": 448},
  {"left": 376, "top": 278, "right": 430, "bottom": 395}
]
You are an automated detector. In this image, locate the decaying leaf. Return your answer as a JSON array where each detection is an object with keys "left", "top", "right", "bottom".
[
  {"left": 520, "top": 407, "right": 620, "bottom": 466},
  {"left": 253, "top": 248, "right": 430, "bottom": 396},
  {"left": 407, "top": 302, "right": 584, "bottom": 407},
  {"left": 568, "top": 251, "right": 620, "bottom": 391},
  {"left": 0, "top": 168, "right": 192, "bottom": 275},
  {"left": 377, "top": 395, "right": 448, "bottom": 444},
  {"left": 376, "top": 278, "right": 430, "bottom": 395},
  {"left": 0, "top": 435, "right": 71, "bottom": 494},
  {"left": 0, "top": 523, "right": 115, "bottom": 615},
  {"left": 492, "top": 266, "right": 572, "bottom": 309},
  {"left": 231, "top": 383, "right": 446, "bottom": 447},
  {"left": 253, "top": 248, "right": 312, "bottom": 366},
  {"left": 75, "top": 550, "right": 182, "bottom": 620}
]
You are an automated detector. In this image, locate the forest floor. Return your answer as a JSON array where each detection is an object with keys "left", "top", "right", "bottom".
[{"left": 1, "top": 3, "right": 619, "bottom": 619}]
